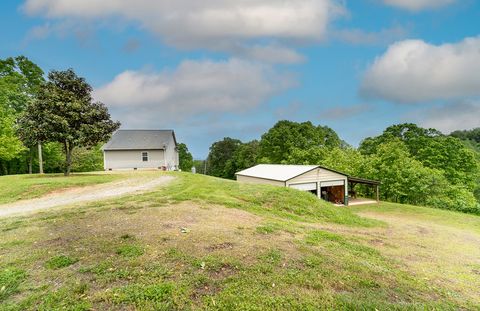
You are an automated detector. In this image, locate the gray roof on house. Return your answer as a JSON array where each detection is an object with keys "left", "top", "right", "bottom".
[{"left": 102, "top": 130, "right": 177, "bottom": 151}]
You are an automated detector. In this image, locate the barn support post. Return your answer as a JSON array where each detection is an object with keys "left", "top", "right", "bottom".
[
  {"left": 376, "top": 185, "right": 380, "bottom": 203},
  {"left": 344, "top": 180, "right": 349, "bottom": 206}
]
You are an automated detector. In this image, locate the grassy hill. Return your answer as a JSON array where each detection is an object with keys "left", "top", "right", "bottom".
[{"left": 1, "top": 172, "right": 479, "bottom": 310}]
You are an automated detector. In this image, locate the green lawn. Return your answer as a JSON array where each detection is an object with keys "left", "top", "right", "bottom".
[
  {"left": 0, "top": 172, "right": 479, "bottom": 310},
  {"left": 0, "top": 173, "right": 123, "bottom": 205}
]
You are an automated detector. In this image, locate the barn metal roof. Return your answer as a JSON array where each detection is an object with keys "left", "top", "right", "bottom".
[
  {"left": 236, "top": 164, "right": 324, "bottom": 182},
  {"left": 102, "top": 130, "right": 177, "bottom": 151},
  {"left": 236, "top": 164, "right": 380, "bottom": 185}
]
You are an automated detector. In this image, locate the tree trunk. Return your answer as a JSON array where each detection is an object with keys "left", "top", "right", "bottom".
[
  {"left": 64, "top": 142, "right": 73, "bottom": 176},
  {"left": 28, "top": 147, "right": 33, "bottom": 174},
  {"left": 0, "top": 161, "right": 6, "bottom": 176},
  {"left": 38, "top": 142, "right": 44, "bottom": 174}
]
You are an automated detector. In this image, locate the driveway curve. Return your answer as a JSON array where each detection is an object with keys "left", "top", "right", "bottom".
[{"left": 0, "top": 175, "right": 174, "bottom": 218}]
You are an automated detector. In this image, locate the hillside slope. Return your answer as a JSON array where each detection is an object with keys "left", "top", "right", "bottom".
[{"left": 0, "top": 172, "right": 479, "bottom": 310}]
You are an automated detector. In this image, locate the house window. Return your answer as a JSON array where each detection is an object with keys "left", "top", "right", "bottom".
[{"left": 142, "top": 152, "right": 148, "bottom": 162}]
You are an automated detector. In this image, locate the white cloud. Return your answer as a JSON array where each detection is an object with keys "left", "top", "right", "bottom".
[
  {"left": 416, "top": 100, "right": 480, "bottom": 133},
  {"left": 23, "top": 0, "right": 343, "bottom": 62},
  {"left": 361, "top": 37, "right": 480, "bottom": 103},
  {"left": 94, "top": 58, "right": 295, "bottom": 126},
  {"left": 383, "top": 0, "right": 455, "bottom": 11}
]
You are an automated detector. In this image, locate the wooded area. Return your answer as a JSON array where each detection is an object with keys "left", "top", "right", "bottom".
[{"left": 206, "top": 121, "right": 480, "bottom": 214}]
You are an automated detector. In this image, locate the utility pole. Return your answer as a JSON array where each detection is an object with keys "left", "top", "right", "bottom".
[{"left": 38, "top": 141, "right": 44, "bottom": 174}]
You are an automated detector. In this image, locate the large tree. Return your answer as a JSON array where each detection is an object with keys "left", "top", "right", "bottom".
[
  {"left": 178, "top": 143, "right": 194, "bottom": 172},
  {"left": 17, "top": 69, "right": 120, "bottom": 175},
  {"left": 360, "top": 123, "right": 479, "bottom": 190},
  {"left": 224, "top": 140, "right": 260, "bottom": 179},
  {"left": 0, "top": 105, "right": 25, "bottom": 174},
  {"left": 259, "top": 120, "right": 341, "bottom": 163},
  {"left": 0, "top": 56, "right": 45, "bottom": 174},
  {"left": 206, "top": 137, "right": 242, "bottom": 179}
]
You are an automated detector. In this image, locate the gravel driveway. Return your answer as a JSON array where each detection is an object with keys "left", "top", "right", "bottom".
[{"left": 0, "top": 175, "right": 174, "bottom": 218}]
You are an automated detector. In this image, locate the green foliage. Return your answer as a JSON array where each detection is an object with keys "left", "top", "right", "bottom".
[
  {"left": 107, "top": 283, "right": 175, "bottom": 309},
  {"left": 451, "top": 128, "right": 480, "bottom": 144},
  {"left": 116, "top": 245, "right": 144, "bottom": 258},
  {"left": 70, "top": 144, "right": 104, "bottom": 172},
  {"left": 366, "top": 140, "right": 479, "bottom": 213},
  {"left": 360, "top": 123, "right": 480, "bottom": 213},
  {"left": 193, "top": 159, "right": 207, "bottom": 174},
  {"left": 224, "top": 140, "right": 260, "bottom": 178},
  {"left": 177, "top": 143, "right": 193, "bottom": 171},
  {"left": 17, "top": 68, "right": 120, "bottom": 175},
  {"left": 359, "top": 123, "right": 479, "bottom": 190},
  {"left": 0, "top": 268, "right": 27, "bottom": 301},
  {"left": 0, "top": 56, "right": 44, "bottom": 113},
  {"left": 45, "top": 255, "right": 78, "bottom": 269},
  {"left": 259, "top": 120, "right": 341, "bottom": 163},
  {"left": 0, "top": 56, "right": 43, "bottom": 168},
  {"left": 287, "top": 146, "right": 366, "bottom": 176},
  {"left": 207, "top": 137, "right": 242, "bottom": 178},
  {"left": 0, "top": 106, "right": 25, "bottom": 163}
]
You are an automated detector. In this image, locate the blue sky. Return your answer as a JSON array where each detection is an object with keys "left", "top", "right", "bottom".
[{"left": 1, "top": 0, "right": 479, "bottom": 158}]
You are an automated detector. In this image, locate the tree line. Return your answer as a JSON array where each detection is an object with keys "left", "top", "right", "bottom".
[{"left": 205, "top": 121, "right": 480, "bottom": 214}]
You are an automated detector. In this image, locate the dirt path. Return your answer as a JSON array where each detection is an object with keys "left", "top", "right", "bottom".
[{"left": 0, "top": 175, "right": 174, "bottom": 218}]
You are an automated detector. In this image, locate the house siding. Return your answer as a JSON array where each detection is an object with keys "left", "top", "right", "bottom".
[
  {"left": 164, "top": 133, "right": 179, "bottom": 170},
  {"left": 104, "top": 150, "right": 165, "bottom": 170}
]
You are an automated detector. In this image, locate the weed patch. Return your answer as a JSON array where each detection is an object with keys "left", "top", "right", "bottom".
[
  {"left": 45, "top": 255, "right": 78, "bottom": 269},
  {"left": 105, "top": 283, "right": 178, "bottom": 309},
  {"left": 0, "top": 268, "right": 27, "bottom": 301},
  {"left": 116, "top": 244, "right": 144, "bottom": 258}
]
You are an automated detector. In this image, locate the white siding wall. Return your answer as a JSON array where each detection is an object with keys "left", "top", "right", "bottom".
[
  {"left": 286, "top": 168, "right": 348, "bottom": 200},
  {"left": 104, "top": 150, "right": 165, "bottom": 170},
  {"left": 164, "top": 135, "right": 179, "bottom": 170},
  {"left": 236, "top": 175, "right": 285, "bottom": 187}
]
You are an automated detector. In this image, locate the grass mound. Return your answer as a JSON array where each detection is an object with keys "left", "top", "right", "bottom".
[
  {"left": 0, "top": 172, "right": 479, "bottom": 310},
  {"left": 135, "top": 173, "right": 380, "bottom": 227}
]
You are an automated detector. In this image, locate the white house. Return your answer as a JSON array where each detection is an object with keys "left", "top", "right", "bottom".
[
  {"left": 236, "top": 164, "right": 380, "bottom": 206},
  {"left": 102, "top": 130, "right": 179, "bottom": 171}
]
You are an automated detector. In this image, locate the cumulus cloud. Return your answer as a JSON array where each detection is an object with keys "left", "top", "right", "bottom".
[
  {"left": 361, "top": 37, "right": 480, "bottom": 103},
  {"left": 383, "top": 0, "right": 455, "bottom": 11},
  {"left": 22, "top": 0, "right": 344, "bottom": 62},
  {"left": 94, "top": 58, "right": 295, "bottom": 127},
  {"left": 415, "top": 100, "right": 480, "bottom": 133}
]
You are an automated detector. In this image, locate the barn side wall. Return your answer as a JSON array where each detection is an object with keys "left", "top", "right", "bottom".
[{"left": 236, "top": 175, "right": 285, "bottom": 187}]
